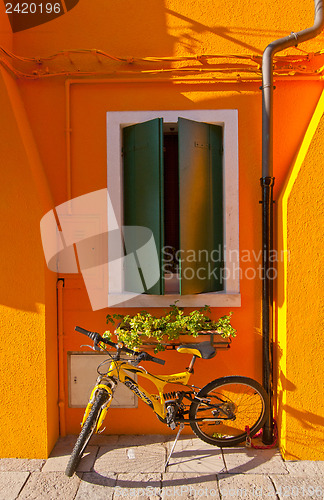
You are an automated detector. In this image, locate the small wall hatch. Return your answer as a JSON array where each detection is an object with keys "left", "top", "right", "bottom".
[{"left": 68, "top": 353, "right": 137, "bottom": 408}]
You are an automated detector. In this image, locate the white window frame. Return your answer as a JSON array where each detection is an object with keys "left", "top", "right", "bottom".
[{"left": 107, "top": 109, "right": 240, "bottom": 307}]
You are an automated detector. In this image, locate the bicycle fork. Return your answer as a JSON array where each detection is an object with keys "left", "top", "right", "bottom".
[{"left": 81, "top": 376, "right": 117, "bottom": 432}]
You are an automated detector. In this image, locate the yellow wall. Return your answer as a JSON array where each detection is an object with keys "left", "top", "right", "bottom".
[
  {"left": 0, "top": 0, "right": 323, "bottom": 458},
  {"left": 0, "top": 68, "right": 59, "bottom": 458},
  {"left": 277, "top": 91, "right": 324, "bottom": 460}
]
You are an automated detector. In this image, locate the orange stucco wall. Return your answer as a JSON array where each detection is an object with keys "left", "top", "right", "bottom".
[{"left": 0, "top": 0, "right": 323, "bottom": 458}]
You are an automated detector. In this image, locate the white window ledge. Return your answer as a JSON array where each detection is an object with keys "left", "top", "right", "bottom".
[{"left": 108, "top": 292, "right": 241, "bottom": 308}]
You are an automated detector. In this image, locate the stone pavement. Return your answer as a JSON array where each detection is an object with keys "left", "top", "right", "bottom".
[{"left": 0, "top": 434, "right": 324, "bottom": 499}]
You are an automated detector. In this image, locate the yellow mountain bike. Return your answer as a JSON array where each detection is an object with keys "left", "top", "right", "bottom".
[{"left": 65, "top": 326, "right": 269, "bottom": 477}]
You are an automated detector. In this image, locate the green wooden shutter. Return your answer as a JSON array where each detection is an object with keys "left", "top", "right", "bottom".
[
  {"left": 123, "top": 118, "right": 164, "bottom": 294},
  {"left": 178, "top": 117, "right": 223, "bottom": 294}
]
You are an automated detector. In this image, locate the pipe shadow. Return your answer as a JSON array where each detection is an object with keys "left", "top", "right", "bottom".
[
  {"left": 282, "top": 404, "right": 324, "bottom": 431},
  {"left": 165, "top": 8, "right": 297, "bottom": 55}
]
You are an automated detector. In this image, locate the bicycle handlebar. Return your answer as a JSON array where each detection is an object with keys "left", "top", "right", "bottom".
[
  {"left": 75, "top": 326, "right": 115, "bottom": 347},
  {"left": 75, "top": 326, "right": 165, "bottom": 365}
]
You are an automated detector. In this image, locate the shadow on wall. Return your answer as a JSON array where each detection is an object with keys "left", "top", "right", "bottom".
[
  {"left": 164, "top": 7, "right": 304, "bottom": 55},
  {"left": 0, "top": 69, "right": 47, "bottom": 314},
  {"left": 66, "top": 0, "right": 176, "bottom": 56},
  {"left": 276, "top": 343, "right": 324, "bottom": 457},
  {"left": 10, "top": 0, "right": 323, "bottom": 58},
  {"left": 275, "top": 321, "right": 324, "bottom": 459},
  {"left": 4, "top": 0, "right": 80, "bottom": 32},
  {"left": 283, "top": 405, "right": 324, "bottom": 431},
  {"left": 283, "top": 425, "right": 324, "bottom": 460},
  {"left": 25, "top": 0, "right": 177, "bottom": 57}
]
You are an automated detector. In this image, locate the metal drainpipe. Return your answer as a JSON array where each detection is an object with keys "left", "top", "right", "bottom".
[
  {"left": 57, "top": 278, "right": 66, "bottom": 437},
  {"left": 261, "top": 0, "right": 324, "bottom": 444}
]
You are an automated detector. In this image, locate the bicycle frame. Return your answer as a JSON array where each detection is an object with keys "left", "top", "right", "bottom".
[{"left": 82, "top": 356, "right": 193, "bottom": 433}]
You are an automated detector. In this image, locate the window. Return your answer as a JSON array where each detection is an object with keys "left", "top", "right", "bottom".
[{"left": 107, "top": 110, "right": 240, "bottom": 308}]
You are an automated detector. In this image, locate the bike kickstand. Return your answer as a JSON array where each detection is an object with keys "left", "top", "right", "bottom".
[{"left": 164, "top": 423, "right": 184, "bottom": 472}]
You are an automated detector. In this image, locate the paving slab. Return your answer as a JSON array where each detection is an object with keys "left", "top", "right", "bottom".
[
  {"left": 315, "top": 461, "right": 324, "bottom": 475},
  {"left": 2, "top": 434, "right": 324, "bottom": 500},
  {"left": 222, "top": 447, "right": 289, "bottom": 475},
  {"left": 15, "top": 471, "right": 81, "bottom": 500},
  {"left": 74, "top": 472, "right": 117, "bottom": 500},
  {"left": 0, "top": 458, "right": 45, "bottom": 472},
  {"left": 285, "top": 460, "right": 324, "bottom": 476},
  {"left": 218, "top": 473, "right": 277, "bottom": 499},
  {"left": 270, "top": 474, "right": 324, "bottom": 499},
  {"left": 89, "top": 434, "right": 119, "bottom": 446},
  {"left": 53, "top": 433, "right": 119, "bottom": 453},
  {"left": 164, "top": 435, "right": 197, "bottom": 452},
  {"left": 53, "top": 435, "right": 77, "bottom": 447},
  {"left": 0, "top": 471, "right": 29, "bottom": 500},
  {"left": 165, "top": 437, "right": 226, "bottom": 473},
  {"left": 94, "top": 444, "right": 166, "bottom": 474},
  {"left": 117, "top": 434, "right": 169, "bottom": 447},
  {"left": 42, "top": 444, "right": 98, "bottom": 473},
  {"left": 162, "top": 472, "right": 220, "bottom": 499},
  {"left": 115, "top": 473, "right": 162, "bottom": 499}
]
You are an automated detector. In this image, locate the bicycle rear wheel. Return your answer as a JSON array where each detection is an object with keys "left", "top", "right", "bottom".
[
  {"left": 65, "top": 389, "right": 110, "bottom": 477},
  {"left": 189, "top": 376, "right": 268, "bottom": 447}
]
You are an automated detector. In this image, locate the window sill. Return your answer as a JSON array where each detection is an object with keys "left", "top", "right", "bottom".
[{"left": 108, "top": 292, "right": 241, "bottom": 308}]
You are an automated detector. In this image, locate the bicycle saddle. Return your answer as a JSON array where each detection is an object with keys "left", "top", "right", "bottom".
[{"left": 177, "top": 341, "right": 216, "bottom": 359}]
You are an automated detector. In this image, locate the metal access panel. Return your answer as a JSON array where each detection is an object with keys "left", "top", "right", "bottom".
[{"left": 68, "top": 352, "right": 137, "bottom": 408}]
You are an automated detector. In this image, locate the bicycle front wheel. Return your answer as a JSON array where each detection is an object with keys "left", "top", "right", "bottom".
[
  {"left": 189, "top": 376, "right": 268, "bottom": 447},
  {"left": 65, "top": 389, "right": 110, "bottom": 477}
]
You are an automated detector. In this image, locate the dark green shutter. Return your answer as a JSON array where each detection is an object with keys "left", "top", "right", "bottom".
[
  {"left": 123, "top": 118, "right": 164, "bottom": 294},
  {"left": 178, "top": 117, "right": 223, "bottom": 294}
]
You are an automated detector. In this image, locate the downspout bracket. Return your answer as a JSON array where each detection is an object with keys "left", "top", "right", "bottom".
[{"left": 260, "top": 176, "right": 275, "bottom": 187}]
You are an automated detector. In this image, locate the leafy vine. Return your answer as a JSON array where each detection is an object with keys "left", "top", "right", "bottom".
[{"left": 104, "top": 304, "right": 236, "bottom": 352}]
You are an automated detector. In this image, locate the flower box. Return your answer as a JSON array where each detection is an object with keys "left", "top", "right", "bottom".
[
  {"left": 116, "top": 330, "right": 231, "bottom": 351},
  {"left": 105, "top": 305, "right": 235, "bottom": 353}
]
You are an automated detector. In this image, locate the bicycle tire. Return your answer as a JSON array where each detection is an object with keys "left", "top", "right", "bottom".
[
  {"left": 189, "top": 376, "right": 268, "bottom": 447},
  {"left": 65, "top": 389, "right": 109, "bottom": 477}
]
